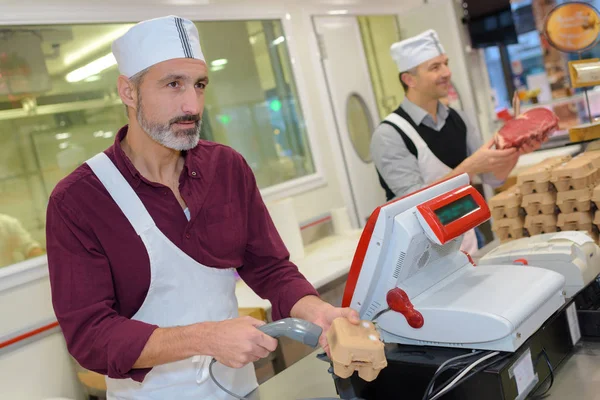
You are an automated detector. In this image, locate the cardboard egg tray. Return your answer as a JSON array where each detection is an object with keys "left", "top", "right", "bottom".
[
  {"left": 592, "top": 184, "right": 600, "bottom": 209},
  {"left": 517, "top": 155, "right": 572, "bottom": 195},
  {"left": 327, "top": 318, "right": 387, "bottom": 382},
  {"left": 557, "top": 211, "right": 595, "bottom": 232},
  {"left": 578, "top": 150, "right": 600, "bottom": 174},
  {"left": 521, "top": 192, "right": 557, "bottom": 215},
  {"left": 594, "top": 210, "right": 600, "bottom": 228},
  {"left": 556, "top": 187, "right": 593, "bottom": 214},
  {"left": 551, "top": 155, "right": 598, "bottom": 192},
  {"left": 525, "top": 214, "right": 558, "bottom": 236},
  {"left": 491, "top": 216, "right": 526, "bottom": 242},
  {"left": 488, "top": 185, "right": 523, "bottom": 220}
]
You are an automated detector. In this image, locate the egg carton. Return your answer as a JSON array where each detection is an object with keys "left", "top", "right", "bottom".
[
  {"left": 592, "top": 184, "right": 600, "bottom": 209},
  {"left": 327, "top": 318, "right": 387, "bottom": 382},
  {"left": 594, "top": 210, "right": 600, "bottom": 228},
  {"left": 491, "top": 216, "right": 526, "bottom": 242},
  {"left": 525, "top": 214, "right": 558, "bottom": 236},
  {"left": 578, "top": 150, "right": 600, "bottom": 179},
  {"left": 489, "top": 185, "right": 523, "bottom": 220},
  {"left": 551, "top": 156, "right": 598, "bottom": 192},
  {"left": 517, "top": 155, "right": 572, "bottom": 195},
  {"left": 556, "top": 187, "right": 593, "bottom": 214},
  {"left": 521, "top": 191, "right": 557, "bottom": 215},
  {"left": 557, "top": 211, "right": 595, "bottom": 232}
]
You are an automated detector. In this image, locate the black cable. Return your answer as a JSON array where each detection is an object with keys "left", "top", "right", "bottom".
[
  {"left": 432, "top": 352, "right": 511, "bottom": 397},
  {"left": 421, "top": 351, "right": 495, "bottom": 400},
  {"left": 209, "top": 358, "right": 248, "bottom": 400},
  {"left": 425, "top": 352, "right": 511, "bottom": 400},
  {"left": 528, "top": 349, "right": 554, "bottom": 399}
]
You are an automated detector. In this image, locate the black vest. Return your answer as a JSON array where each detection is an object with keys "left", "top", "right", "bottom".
[{"left": 377, "top": 105, "right": 468, "bottom": 201}]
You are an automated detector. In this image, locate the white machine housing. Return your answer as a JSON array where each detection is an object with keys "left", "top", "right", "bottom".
[
  {"left": 479, "top": 231, "right": 600, "bottom": 298},
  {"left": 344, "top": 175, "right": 566, "bottom": 352}
]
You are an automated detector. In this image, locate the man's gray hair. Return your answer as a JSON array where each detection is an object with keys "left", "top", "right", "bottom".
[
  {"left": 399, "top": 66, "right": 418, "bottom": 93},
  {"left": 123, "top": 67, "right": 150, "bottom": 116}
]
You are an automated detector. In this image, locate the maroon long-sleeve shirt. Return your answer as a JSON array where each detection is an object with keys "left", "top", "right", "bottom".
[{"left": 46, "top": 126, "right": 318, "bottom": 382}]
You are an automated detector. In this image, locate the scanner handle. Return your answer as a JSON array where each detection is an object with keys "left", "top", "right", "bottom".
[{"left": 257, "top": 318, "right": 322, "bottom": 347}]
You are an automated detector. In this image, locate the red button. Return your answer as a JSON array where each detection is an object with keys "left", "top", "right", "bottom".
[
  {"left": 185, "top": 233, "right": 191, "bottom": 239},
  {"left": 386, "top": 288, "right": 424, "bottom": 329}
]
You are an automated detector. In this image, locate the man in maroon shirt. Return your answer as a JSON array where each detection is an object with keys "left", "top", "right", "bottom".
[{"left": 46, "top": 16, "right": 358, "bottom": 398}]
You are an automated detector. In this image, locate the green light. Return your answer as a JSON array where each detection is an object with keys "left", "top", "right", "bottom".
[
  {"left": 269, "top": 99, "right": 282, "bottom": 112},
  {"left": 217, "top": 114, "right": 231, "bottom": 125}
]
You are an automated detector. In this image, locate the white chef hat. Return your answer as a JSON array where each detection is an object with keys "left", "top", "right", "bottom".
[
  {"left": 390, "top": 29, "right": 445, "bottom": 72},
  {"left": 112, "top": 15, "right": 205, "bottom": 78}
]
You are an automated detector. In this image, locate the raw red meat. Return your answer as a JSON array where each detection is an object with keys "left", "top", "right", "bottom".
[{"left": 494, "top": 108, "right": 559, "bottom": 150}]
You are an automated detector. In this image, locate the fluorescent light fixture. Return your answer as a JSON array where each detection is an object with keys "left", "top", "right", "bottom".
[
  {"left": 64, "top": 25, "right": 132, "bottom": 67},
  {"left": 272, "top": 36, "right": 285, "bottom": 46},
  {"left": 66, "top": 53, "right": 117, "bottom": 83},
  {"left": 328, "top": 9, "right": 349, "bottom": 15},
  {"left": 103, "top": 131, "right": 114, "bottom": 139},
  {"left": 55, "top": 132, "right": 71, "bottom": 140},
  {"left": 84, "top": 75, "right": 101, "bottom": 82},
  {"left": 59, "top": 142, "right": 69, "bottom": 150},
  {"left": 211, "top": 59, "right": 228, "bottom": 67},
  {"left": 210, "top": 65, "right": 226, "bottom": 72}
]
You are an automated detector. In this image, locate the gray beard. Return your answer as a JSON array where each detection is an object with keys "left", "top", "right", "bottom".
[{"left": 136, "top": 102, "right": 201, "bottom": 151}]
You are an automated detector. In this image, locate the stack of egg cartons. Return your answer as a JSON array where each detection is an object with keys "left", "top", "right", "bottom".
[
  {"left": 593, "top": 183, "right": 600, "bottom": 232},
  {"left": 489, "top": 184, "right": 524, "bottom": 242},
  {"left": 518, "top": 156, "right": 572, "bottom": 237},
  {"left": 551, "top": 151, "right": 600, "bottom": 242}
]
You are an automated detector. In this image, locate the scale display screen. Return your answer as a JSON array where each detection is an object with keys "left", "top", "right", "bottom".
[{"left": 433, "top": 194, "right": 479, "bottom": 225}]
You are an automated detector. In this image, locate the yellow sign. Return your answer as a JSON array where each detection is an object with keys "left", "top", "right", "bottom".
[{"left": 544, "top": 2, "right": 600, "bottom": 53}]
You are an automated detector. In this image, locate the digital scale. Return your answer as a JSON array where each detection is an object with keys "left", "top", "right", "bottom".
[{"left": 342, "top": 174, "right": 566, "bottom": 352}]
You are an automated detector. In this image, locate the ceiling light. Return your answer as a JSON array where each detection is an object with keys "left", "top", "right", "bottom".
[
  {"left": 211, "top": 59, "right": 228, "bottom": 67},
  {"left": 55, "top": 132, "right": 71, "bottom": 140},
  {"left": 64, "top": 25, "right": 132, "bottom": 67},
  {"left": 272, "top": 36, "right": 285, "bottom": 46},
  {"left": 59, "top": 142, "right": 69, "bottom": 150},
  {"left": 328, "top": 9, "right": 349, "bottom": 15},
  {"left": 65, "top": 53, "right": 117, "bottom": 83},
  {"left": 84, "top": 75, "right": 101, "bottom": 82},
  {"left": 210, "top": 65, "right": 226, "bottom": 72}
]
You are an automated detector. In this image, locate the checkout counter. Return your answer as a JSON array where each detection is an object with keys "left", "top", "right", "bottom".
[
  {"left": 250, "top": 151, "right": 600, "bottom": 399},
  {"left": 253, "top": 237, "right": 600, "bottom": 400}
]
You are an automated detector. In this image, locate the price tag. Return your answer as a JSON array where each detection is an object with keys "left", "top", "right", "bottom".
[{"left": 509, "top": 348, "right": 539, "bottom": 399}]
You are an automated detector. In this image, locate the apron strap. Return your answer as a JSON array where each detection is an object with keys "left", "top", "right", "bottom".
[
  {"left": 383, "top": 113, "right": 428, "bottom": 150},
  {"left": 86, "top": 152, "right": 155, "bottom": 235}
]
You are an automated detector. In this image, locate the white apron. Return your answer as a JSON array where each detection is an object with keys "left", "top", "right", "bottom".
[
  {"left": 384, "top": 114, "right": 479, "bottom": 254},
  {"left": 86, "top": 152, "right": 257, "bottom": 400}
]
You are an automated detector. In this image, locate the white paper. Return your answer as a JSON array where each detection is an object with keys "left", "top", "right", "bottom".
[
  {"left": 566, "top": 302, "right": 582, "bottom": 345},
  {"left": 549, "top": 231, "right": 595, "bottom": 246},
  {"left": 512, "top": 349, "right": 536, "bottom": 396}
]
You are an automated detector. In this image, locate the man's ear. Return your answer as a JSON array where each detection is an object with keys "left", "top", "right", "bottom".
[
  {"left": 117, "top": 75, "right": 136, "bottom": 110},
  {"left": 401, "top": 71, "right": 417, "bottom": 90}
]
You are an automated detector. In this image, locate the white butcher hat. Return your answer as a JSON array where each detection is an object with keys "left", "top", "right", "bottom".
[
  {"left": 390, "top": 29, "right": 446, "bottom": 72},
  {"left": 112, "top": 15, "right": 205, "bottom": 78}
]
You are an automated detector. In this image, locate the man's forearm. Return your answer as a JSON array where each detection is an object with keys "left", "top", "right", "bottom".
[{"left": 132, "top": 322, "right": 212, "bottom": 369}]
